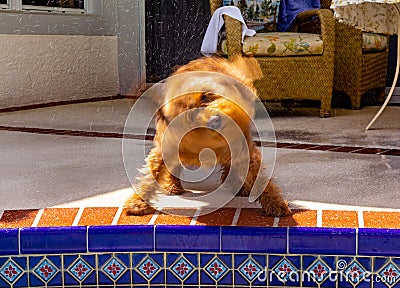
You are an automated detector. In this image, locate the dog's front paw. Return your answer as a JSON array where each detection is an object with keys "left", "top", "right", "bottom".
[
  {"left": 162, "top": 183, "right": 185, "bottom": 195},
  {"left": 262, "top": 201, "right": 291, "bottom": 217},
  {"left": 125, "top": 194, "right": 156, "bottom": 216}
]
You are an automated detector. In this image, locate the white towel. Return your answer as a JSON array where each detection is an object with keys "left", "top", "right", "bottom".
[{"left": 201, "top": 6, "right": 256, "bottom": 56}]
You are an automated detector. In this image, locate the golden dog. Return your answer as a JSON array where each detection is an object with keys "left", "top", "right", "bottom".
[{"left": 125, "top": 56, "right": 291, "bottom": 217}]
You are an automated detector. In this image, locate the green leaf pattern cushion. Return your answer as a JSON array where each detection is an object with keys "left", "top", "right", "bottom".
[
  {"left": 220, "top": 32, "right": 324, "bottom": 56},
  {"left": 243, "top": 32, "right": 323, "bottom": 56}
]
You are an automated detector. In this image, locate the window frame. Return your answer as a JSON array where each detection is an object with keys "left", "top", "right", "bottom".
[
  {"left": 0, "top": 0, "right": 9, "bottom": 10},
  {"left": 1, "top": 0, "right": 88, "bottom": 14}
]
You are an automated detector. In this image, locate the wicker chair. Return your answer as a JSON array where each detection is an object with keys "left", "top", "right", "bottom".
[
  {"left": 333, "top": 21, "right": 389, "bottom": 109},
  {"left": 209, "top": 0, "right": 335, "bottom": 117}
]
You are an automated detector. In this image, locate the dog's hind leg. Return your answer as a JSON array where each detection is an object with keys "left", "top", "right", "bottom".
[
  {"left": 257, "top": 179, "right": 291, "bottom": 217},
  {"left": 240, "top": 144, "right": 291, "bottom": 217}
]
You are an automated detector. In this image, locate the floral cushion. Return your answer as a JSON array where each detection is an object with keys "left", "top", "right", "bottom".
[
  {"left": 332, "top": 1, "right": 398, "bottom": 35},
  {"left": 220, "top": 32, "right": 323, "bottom": 56},
  {"left": 362, "top": 32, "right": 388, "bottom": 52}
]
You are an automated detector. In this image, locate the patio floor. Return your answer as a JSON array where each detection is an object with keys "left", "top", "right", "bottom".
[{"left": 0, "top": 98, "right": 399, "bottom": 229}]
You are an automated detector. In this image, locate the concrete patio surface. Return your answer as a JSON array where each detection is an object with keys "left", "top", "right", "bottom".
[{"left": 0, "top": 99, "right": 399, "bottom": 212}]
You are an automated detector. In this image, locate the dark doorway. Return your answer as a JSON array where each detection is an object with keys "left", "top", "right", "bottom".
[
  {"left": 387, "top": 35, "right": 399, "bottom": 87},
  {"left": 145, "top": 0, "right": 211, "bottom": 83}
]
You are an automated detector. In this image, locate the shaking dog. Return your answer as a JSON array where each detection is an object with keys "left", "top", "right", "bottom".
[{"left": 125, "top": 56, "right": 291, "bottom": 217}]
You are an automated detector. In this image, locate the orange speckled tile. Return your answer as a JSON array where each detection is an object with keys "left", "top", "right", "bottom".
[
  {"left": 322, "top": 210, "right": 358, "bottom": 228},
  {"left": 78, "top": 207, "right": 119, "bottom": 226},
  {"left": 6, "top": 207, "right": 399, "bottom": 229},
  {"left": 0, "top": 210, "right": 39, "bottom": 228},
  {"left": 38, "top": 208, "right": 79, "bottom": 227},
  {"left": 279, "top": 210, "right": 317, "bottom": 227},
  {"left": 155, "top": 209, "right": 196, "bottom": 225},
  {"left": 237, "top": 208, "right": 274, "bottom": 226},
  {"left": 117, "top": 209, "right": 155, "bottom": 225},
  {"left": 363, "top": 211, "right": 400, "bottom": 229},
  {"left": 196, "top": 208, "right": 236, "bottom": 226}
]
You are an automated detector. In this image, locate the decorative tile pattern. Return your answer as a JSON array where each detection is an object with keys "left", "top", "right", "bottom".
[
  {"left": 306, "top": 258, "right": 331, "bottom": 284},
  {"left": 272, "top": 258, "right": 297, "bottom": 283},
  {"left": 3, "top": 224, "right": 400, "bottom": 287},
  {"left": 204, "top": 257, "right": 229, "bottom": 281},
  {"left": 237, "top": 257, "right": 263, "bottom": 282},
  {"left": 33, "top": 258, "right": 59, "bottom": 283},
  {"left": 170, "top": 256, "right": 195, "bottom": 281},
  {"left": 101, "top": 256, "right": 127, "bottom": 281},
  {"left": 3, "top": 253, "right": 400, "bottom": 287},
  {"left": 344, "top": 260, "right": 368, "bottom": 285},
  {"left": 0, "top": 259, "right": 23, "bottom": 285},
  {"left": 136, "top": 255, "right": 161, "bottom": 280},
  {"left": 68, "top": 258, "right": 93, "bottom": 282},
  {"left": 378, "top": 262, "right": 400, "bottom": 287}
]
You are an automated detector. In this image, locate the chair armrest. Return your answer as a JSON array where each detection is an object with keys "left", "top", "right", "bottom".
[
  {"left": 335, "top": 21, "right": 363, "bottom": 50},
  {"left": 334, "top": 21, "right": 364, "bottom": 71},
  {"left": 210, "top": 0, "right": 223, "bottom": 15},
  {"left": 223, "top": 15, "right": 243, "bottom": 58},
  {"left": 295, "top": 9, "right": 336, "bottom": 56},
  {"left": 208, "top": 0, "right": 242, "bottom": 58}
]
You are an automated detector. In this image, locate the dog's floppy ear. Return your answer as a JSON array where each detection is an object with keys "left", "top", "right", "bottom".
[
  {"left": 155, "top": 108, "right": 169, "bottom": 125},
  {"left": 153, "top": 108, "right": 169, "bottom": 144},
  {"left": 230, "top": 56, "right": 263, "bottom": 84}
]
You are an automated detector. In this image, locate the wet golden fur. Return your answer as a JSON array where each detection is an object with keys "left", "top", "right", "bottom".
[{"left": 125, "top": 56, "right": 291, "bottom": 216}]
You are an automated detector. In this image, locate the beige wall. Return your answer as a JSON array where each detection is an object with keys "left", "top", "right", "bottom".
[
  {"left": 0, "top": 0, "right": 145, "bottom": 108},
  {"left": 0, "top": 34, "right": 119, "bottom": 108}
]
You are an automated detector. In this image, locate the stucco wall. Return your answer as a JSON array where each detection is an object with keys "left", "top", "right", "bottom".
[
  {"left": 0, "top": 0, "right": 144, "bottom": 108},
  {"left": 0, "top": 34, "right": 118, "bottom": 108}
]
